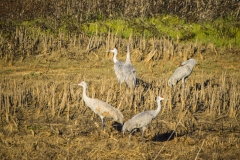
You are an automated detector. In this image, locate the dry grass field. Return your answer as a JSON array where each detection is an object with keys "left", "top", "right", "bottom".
[{"left": 0, "top": 34, "right": 240, "bottom": 159}]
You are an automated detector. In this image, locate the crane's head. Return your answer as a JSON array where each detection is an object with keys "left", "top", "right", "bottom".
[
  {"left": 122, "top": 121, "right": 129, "bottom": 135},
  {"left": 157, "top": 96, "right": 164, "bottom": 101},
  {"left": 180, "top": 61, "right": 187, "bottom": 66},
  {"left": 78, "top": 81, "right": 87, "bottom": 87},
  {"left": 109, "top": 48, "right": 118, "bottom": 53},
  {"left": 118, "top": 114, "right": 124, "bottom": 125},
  {"left": 114, "top": 109, "right": 124, "bottom": 125},
  {"left": 167, "top": 79, "right": 172, "bottom": 87},
  {"left": 168, "top": 78, "right": 176, "bottom": 87}
]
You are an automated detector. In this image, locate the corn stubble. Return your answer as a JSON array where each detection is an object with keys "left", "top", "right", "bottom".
[
  {"left": 0, "top": 64, "right": 240, "bottom": 159},
  {"left": 0, "top": 29, "right": 240, "bottom": 159}
]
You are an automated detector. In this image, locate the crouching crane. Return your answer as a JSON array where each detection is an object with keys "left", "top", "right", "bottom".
[
  {"left": 168, "top": 58, "right": 197, "bottom": 87},
  {"left": 78, "top": 81, "right": 124, "bottom": 130},
  {"left": 122, "top": 96, "right": 164, "bottom": 141}
]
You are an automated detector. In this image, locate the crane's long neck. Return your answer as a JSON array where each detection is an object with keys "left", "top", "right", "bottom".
[
  {"left": 125, "top": 45, "right": 131, "bottom": 64},
  {"left": 82, "top": 85, "right": 89, "bottom": 102},
  {"left": 113, "top": 51, "right": 118, "bottom": 63},
  {"left": 153, "top": 100, "right": 162, "bottom": 118}
]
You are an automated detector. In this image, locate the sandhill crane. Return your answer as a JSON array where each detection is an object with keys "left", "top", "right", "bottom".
[
  {"left": 78, "top": 81, "right": 124, "bottom": 130},
  {"left": 109, "top": 48, "right": 125, "bottom": 84},
  {"left": 168, "top": 58, "right": 197, "bottom": 87},
  {"left": 123, "top": 44, "right": 137, "bottom": 88},
  {"left": 122, "top": 96, "right": 164, "bottom": 141}
]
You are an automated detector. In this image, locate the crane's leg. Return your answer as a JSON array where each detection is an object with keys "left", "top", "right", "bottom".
[
  {"left": 119, "top": 80, "right": 122, "bottom": 90},
  {"left": 172, "top": 81, "right": 176, "bottom": 92},
  {"left": 129, "top": 129, "right": 137, "bottom": 141},
  {"left": 128, "top": 133, "right": 132, "bottom": 141},
  {"left": 182, "top": 78, "right": 185, "bottom": 86},
  {"left": 142, "top": 127, "right": 146, "bottom": 142},
  {"left": 101, "top": 117, "right": 105, "bottom": 130},
  {"left": 100, "top": 117, "right": 108, "bottom": 138},
  {"left": 91, "top": 112, "right": 95, "bottom": 120},
  {"left": 129, "top": 130, "right": 134, "bottom": 141}
]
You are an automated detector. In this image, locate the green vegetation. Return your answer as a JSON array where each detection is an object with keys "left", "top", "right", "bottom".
[
  {"left": 27, "top": 125, "right": 42, "bottom": 131},
  {"left": 1, "top": 0, "right": 239, "bottom": 51},
  {"left": 80, "top": 15, "right": 240, "bottom": 47},
  {"left": 1, "top": 15, "right": 239, "bottom": 47}
]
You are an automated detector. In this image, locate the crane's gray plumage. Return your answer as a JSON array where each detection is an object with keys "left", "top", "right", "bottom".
[
  {"left": 109, "top": 48, "right": 125, "bottom": 84},
  {"left": 168, "top": 59, "right": 197, "bottom": 87},
  {"left": 123, "top": 44, "right": 137, "bottom": 88},
  {"left": 122, "top": 96, "right": 164, "bottom": 141},
  {"left": 78, "top": 81, "right": 124, "bottom": 129}
]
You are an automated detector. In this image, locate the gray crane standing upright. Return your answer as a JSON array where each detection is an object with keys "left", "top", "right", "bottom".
[
  {"left": 78, "top": 81, "right": 124, "bottom": 130},
  {"left": 168, "top": 58, "right": 197, "bottom": 87},
  {"left": 122, "top": 96, "right": 164, "bottom": 141},
  {"left": 123, "top": 44, "right": 137, "bottom": 88},
  {"left": 109, "top": 48, "right": 125, "bottom": 85}
]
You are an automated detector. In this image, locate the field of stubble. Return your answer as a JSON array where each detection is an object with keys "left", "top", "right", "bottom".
[{"left": 0, "top": 44, "right": 240, "bottom": 160}]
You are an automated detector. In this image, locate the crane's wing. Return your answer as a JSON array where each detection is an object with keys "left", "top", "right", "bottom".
[
  {"left": 87, "top": 98, "right": 116, "bottom": 119},
  {"left": 123, "top": 64, "right": 137, "bottom": 88},
  {"left": 114, "top": 61, "right": 125, "bottom": 83},
  {"left": 170, "top": 66, "right": 191, "bottom": 82},
  {"left": 128, "top": 111, "right": 153, "bottom": 130}
]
